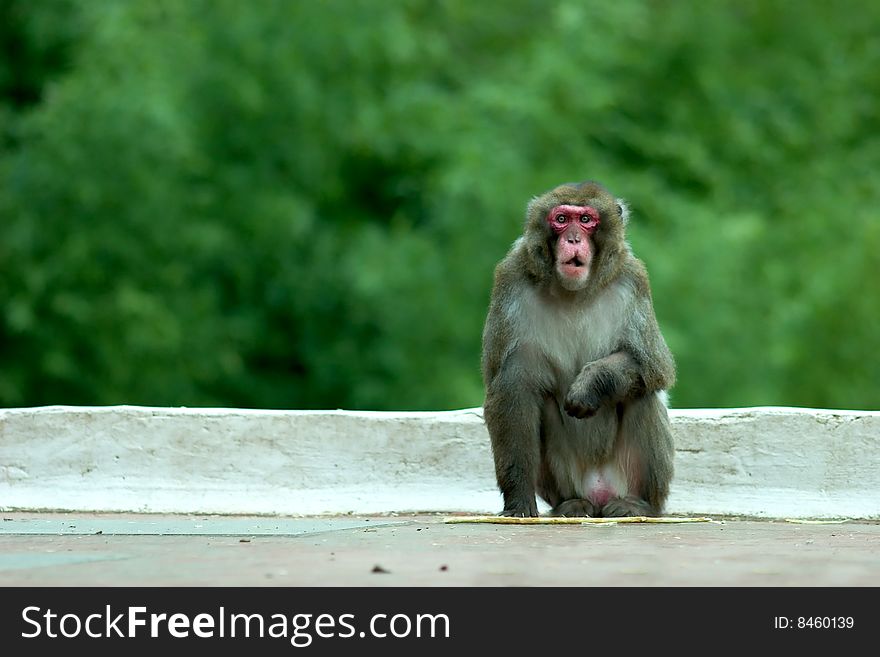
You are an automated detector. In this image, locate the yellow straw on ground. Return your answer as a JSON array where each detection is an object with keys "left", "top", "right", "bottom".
[
  {"left": 443, "top": 515, "right": 712, "bottom": 525},
  {"left": 783, "top": 518, "right": 850, "bottom": 524}
]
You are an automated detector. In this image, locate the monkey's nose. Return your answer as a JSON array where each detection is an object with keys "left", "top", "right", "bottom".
[{"left": 566, "top": 232, "right": 581, "bottom": 244}]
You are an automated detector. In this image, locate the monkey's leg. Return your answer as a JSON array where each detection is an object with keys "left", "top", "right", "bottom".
[
  {"left": 483, "top": 349, "right": 546, "bottom": 517},
  {"left": 541, "top": 399, "right": 619, "bottom": 515},
  {"left": 600, "top": 393, "right": 674, "bottom": 517}
]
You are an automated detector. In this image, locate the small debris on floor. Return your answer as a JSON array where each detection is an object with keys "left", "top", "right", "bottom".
[{"left": 371, "top": 564, "right": 390, "bottom": 574}]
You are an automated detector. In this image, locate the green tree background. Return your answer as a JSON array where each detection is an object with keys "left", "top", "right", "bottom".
[{"left": 1, "top": 0, "right": 878, "bottom": 410}]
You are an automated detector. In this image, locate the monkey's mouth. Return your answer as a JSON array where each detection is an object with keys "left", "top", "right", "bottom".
[{"left": 559, "top": 256, "right": 589, "bottom": 280}]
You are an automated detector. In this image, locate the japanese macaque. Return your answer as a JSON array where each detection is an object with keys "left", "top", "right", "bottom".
[{"left": 481, "top": 180, "right": 675, "bottom": 517}]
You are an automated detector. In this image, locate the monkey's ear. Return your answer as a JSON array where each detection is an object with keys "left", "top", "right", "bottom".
[{"left": 615, "top": 199, "right": 630, "bottom": 225}]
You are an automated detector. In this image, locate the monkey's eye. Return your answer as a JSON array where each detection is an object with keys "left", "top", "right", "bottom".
[
  {"left": 555, "top": 214, "right": 567, "bottom": 224},
  {"left": 580, "top": 215, "right": 591, "bottom": 223}
]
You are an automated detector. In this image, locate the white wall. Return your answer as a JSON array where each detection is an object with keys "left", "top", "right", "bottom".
[{"left": 1, "top": 406, "right": 877, "bottom": 518}]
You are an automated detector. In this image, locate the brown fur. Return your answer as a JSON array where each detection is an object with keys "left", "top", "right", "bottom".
[{"left": 481, "top": 180, "right": 675, "bottom": 517}]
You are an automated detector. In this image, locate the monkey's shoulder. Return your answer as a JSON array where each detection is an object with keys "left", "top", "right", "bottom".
[
  {"left": 489, "top": 242, "right": 536, "bottom": 299},
  {"left": 617, "top": 253, "right": 653, "bottom": 298}
]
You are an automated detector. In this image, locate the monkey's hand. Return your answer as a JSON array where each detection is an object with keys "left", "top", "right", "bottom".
[{"left": 564, "top": 361, "right": 616, "bottom": 419}]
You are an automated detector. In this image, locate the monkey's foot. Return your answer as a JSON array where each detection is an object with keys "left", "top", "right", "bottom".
[
  {"left": 549, "top": 498, "right": 597, "bottom": 517},
  {"left": 601, "top": 496, "right": 654, "bottom": 518},
  {"left": 500, "top": 499, "right": 539, "bottom": 518}
]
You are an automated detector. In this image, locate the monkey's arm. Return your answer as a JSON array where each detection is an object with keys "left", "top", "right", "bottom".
[
  {"left": 481, "top": 272, "right": 547, "bottom": 517},
  {"left": 480, "top": 261, "right": 524, "bottom": 386},
  {"left": 564, "top": 351, "right": 645, "bottom": 419},
  {"left": 484, "top": 344, "right": 545, "bottom": 516},
  {"left": 621, "top": 292, "right": 676, "bottom": 392},
  {"left": 564, "top": 272, "right": 675, "bottom": 419}
]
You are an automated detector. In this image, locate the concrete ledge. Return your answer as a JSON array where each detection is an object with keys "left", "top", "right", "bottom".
[{"left": 1, "top": 406, "right": 878, "bottom": 518}]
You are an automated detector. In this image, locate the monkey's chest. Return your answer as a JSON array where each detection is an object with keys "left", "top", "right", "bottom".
[
  {"left": 511, "top": 284, "right": 629, "bottom": 379},
  {"left": 528, "top": 309, "right": 622, "bottom": 381},
  {"left": 507, "top": 284, "right": 632, "bottom": 384}
]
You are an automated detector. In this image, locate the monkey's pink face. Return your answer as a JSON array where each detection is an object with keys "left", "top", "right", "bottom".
[{"left": 546, "top": 204, "right": 600, "bottom": 289}]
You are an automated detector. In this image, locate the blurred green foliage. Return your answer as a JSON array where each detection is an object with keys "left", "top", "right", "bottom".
[{"left": 1, "top": 0, "right": 878, "bottom": 410}]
